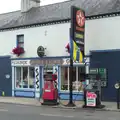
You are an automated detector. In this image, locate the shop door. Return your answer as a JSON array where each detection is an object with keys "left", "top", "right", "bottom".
[
  {"left": 90, "top": 51, "right": 120, "bottom": 102},
  {"left": 0, "top": 56, "right": 12, "bottom": 96}
]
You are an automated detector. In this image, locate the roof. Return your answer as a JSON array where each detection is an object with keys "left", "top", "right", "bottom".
[{"left": 0, "top": 0, "right": 120, "bottom": 30}]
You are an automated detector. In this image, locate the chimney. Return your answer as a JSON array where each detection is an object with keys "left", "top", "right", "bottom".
[{"left": 21, "top": 0, "right": 40, "bottom": 13}]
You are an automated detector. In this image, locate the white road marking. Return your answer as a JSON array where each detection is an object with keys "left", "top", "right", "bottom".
[
  {"left": 40, "top": 113, "right": 74, "bottom": 118},
  {"left": 0, "top": 109, "right": 8, "bottom": 112}
]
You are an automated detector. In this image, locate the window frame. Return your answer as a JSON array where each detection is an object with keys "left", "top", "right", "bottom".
[
  {"left": 15, "top": 66, "right": 35, "bottom": 90},
  {"left": 60, "top": 65, "right": 85, "bottom": 92},
  {"left": 16, "top": 34, "right": 24, "bottom": 48}
]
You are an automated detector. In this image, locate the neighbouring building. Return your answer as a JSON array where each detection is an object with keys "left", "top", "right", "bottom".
[{"left": 0, "top": 0, "right": 120, "bottom": 101}]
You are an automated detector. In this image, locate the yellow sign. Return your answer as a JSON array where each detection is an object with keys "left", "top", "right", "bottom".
[{"left": 73, "top": 41, "right": 83, "bottom": 63}]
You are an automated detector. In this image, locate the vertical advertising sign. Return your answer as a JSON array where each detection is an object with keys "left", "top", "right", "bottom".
[
  {"left": 86, "top": 91, "right": 97, "bottom": 107},
  {"left": 70, "top": 6, "right": 85, "bottom": 62},
  {"left": 35, "top": 66, "right": 40, "bottom": 98}
]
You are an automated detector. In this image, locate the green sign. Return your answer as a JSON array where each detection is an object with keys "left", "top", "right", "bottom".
[
  {"left": 89, "top": 68, "right": 108, "bottom": 87},
  {"left": 99, "top": 68, "right": 106, "bottom": 74},
  {"left": 89, "top": 68, "right": 98, "bottom": 74}
]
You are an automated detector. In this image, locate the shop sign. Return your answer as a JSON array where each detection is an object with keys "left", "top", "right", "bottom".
[
  {"left": 71, "top": 6, "right": 85, "bottom": 48},
  {"left": 11, "top": 60, "right": 31, "bottom": 66},
  {"left": 30, "top": 59, "right": 63, "bottom": 66},
  {"left": 62, "top": 58, "right": 84, "bottom": 65},
  {"left": 98, "top": 68, "right": 108, "bottom": 87},
  {"left": 86, "top": 91, "right": 97, "bottom": 107},
  {"left": 89, "top": 68, "right": 98, "bottom": 74}
]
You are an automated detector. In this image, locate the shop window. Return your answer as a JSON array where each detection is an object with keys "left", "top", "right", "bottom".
[
  {"left": 15, "top": 67, "right": 35, "bottom": 89},
  {"left": 17, "top": 35, "right": 24, "bottom": 48},
  {"left": 29, "top": 67, "right": 35, "bottom": 88},
  {"left": 44, "top": 66, "right": 53, "bottom": 73},
  {"left": 60, "top": 66, "right": 85, "bottom": 92},
  {"left": 61, "top": 67, "right": 69, "bottom": 90}
]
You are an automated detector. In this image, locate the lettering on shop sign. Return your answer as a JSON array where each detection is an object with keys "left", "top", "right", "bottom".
[
  {"left": 62, "top": 58, "right": 84, "bottom": 65},
  {"left": 30, "top": 59, "right": 63, "bottom": 65},
  {"left": 11, "top": 60, "right": 31, "bottom": 66}
]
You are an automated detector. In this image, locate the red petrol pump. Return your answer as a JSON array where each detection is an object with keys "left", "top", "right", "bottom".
[{"left": 41, "top": 73, "right": 59, "bottom": 105}]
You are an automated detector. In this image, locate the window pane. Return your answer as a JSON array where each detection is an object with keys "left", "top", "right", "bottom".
[
  {"left": 23, "top": 67, "right": 28, "bottom": 88},
  {"left": 61, "top": 67, "right": 68, "bottom": 90},
  {"left": 18, "top": 35, "right": 24, "bottom": 43},
  {"left": 18, "top": 43, "right": 24, "bottom": 48},
  {"left": 78, "top": 67, "right": 85, "bottom": 92},
  {"left": 17, "top": 35, "right": 24, "bottom": 48},
  {"left": 78, "top": 67, "right": 85, "bottom": 82},
  {"left": 16, "top": 67, "right": 22, "bottom": 88},
  {"left": 71, "top": 67, "right": 77, "bottom": 91},
  {"left": 72, "top": 67, "right": 76, "bottom": 82},
  {"left": 44, "top": 66, "right": 53, "bottom": 72},
  {"left": 29, "top": 67, "right": 35, "bottom": 88}
]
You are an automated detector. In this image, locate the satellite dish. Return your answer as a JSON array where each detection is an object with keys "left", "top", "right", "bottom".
[{"left": 37, "top": 46, "right": 45, "bottom": 57}]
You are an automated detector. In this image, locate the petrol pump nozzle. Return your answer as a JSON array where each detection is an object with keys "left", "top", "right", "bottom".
[{"left": 52, "top": 74, "right": 57, "bottom": 81}]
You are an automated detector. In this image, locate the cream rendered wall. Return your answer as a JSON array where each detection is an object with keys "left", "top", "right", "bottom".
[
  {"left": 85, "top": 16, "right": 120, "bottom": 55},
  {"left": 0, "top": 23, "right": 70, "bottom": 58}
]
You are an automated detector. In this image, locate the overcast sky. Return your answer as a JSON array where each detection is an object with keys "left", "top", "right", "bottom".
[{"left": 0, "top": 0, "right": 68, "bottom": 14}]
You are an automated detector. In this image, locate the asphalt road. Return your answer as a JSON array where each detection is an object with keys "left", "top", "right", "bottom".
[{"left": 0, "top": 103, "right": 119, "bottom": 120}]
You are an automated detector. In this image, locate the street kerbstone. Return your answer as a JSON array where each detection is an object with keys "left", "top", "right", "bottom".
[{"left": 0, "top": 97, "right": 119, "bottom": 112}]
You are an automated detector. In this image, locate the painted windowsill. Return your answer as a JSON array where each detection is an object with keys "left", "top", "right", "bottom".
[
  {"left": 14, "top": 88, "right": 35, "bottom": 91},
  {"left": 59, "top": 90, "right": 84, "bottom": 94}
]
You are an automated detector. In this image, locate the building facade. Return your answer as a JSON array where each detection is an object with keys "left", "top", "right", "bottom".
[
  {"left": 0, "top": 0, "right": 86, "bottom": 100},
  {"left": 0, "top": 0, "right": 120, "bottom": 101},
  {"left": 85, "top": 15, "right": 120, "bottom": 101}
]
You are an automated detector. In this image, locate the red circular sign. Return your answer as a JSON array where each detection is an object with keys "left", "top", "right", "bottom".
[
  {"left": 76, "top": 10, "right": 85, "bottom": 27},
  {"left": 86, "top": 92, "right": 97, "bottom": 98}
]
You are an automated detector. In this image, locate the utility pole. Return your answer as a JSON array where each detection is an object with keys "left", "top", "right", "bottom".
[
  {"left": 66, "top": 27, "right": 75, "bottom": 107},
  {"left": 66, "top": 6, "right": 85, "bottom": 107}
]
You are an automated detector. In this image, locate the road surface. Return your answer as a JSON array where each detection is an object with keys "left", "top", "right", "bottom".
[{"left": 0, "top": 103, "right": 119, "bottom": 120}]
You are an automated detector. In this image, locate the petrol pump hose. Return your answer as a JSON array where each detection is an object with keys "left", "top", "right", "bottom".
[
  {"left": 57, "top": 82, "right": 85, "bottom": 106},
  {"left": 39, "top": 81, "right": 84, "bottom": 106},
  {"left": 39, "top": 64, "right": 84, "bottom": 106}
]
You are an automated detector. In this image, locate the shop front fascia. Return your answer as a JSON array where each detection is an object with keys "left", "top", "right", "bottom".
[
  {"left": 11, "top": 57, "right": 86, "bottom": 100},
  {"left": 11, "top": 59, "right": 36, "bottom": 98},
  {"left": 11, "top": 57, "right": 63, "bottom": 98}
]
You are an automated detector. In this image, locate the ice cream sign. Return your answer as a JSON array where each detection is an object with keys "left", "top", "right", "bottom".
[{"left": 86, "top": 91, "right": 97, "bottom": 107}]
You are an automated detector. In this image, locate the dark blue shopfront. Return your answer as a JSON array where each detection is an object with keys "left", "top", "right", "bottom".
[
  {"left": 0, "top": 56, "right": 12, "bottom": 96},
  {"left": 90, "top": 50, "right": 120, "bottom": 101}
]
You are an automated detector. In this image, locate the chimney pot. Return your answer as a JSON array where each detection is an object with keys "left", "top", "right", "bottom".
[{"left": 21, "top": 0, "right": 40, "bottom": 13}]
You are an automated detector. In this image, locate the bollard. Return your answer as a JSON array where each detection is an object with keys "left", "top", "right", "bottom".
[
  {"left": 117, "top": 88, "right": 120, "bottom": 109},
  {"left": 114, "top": 82, "right": 120, "bottom": 109}
]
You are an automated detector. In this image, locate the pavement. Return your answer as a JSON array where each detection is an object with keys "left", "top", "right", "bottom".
[
  {"left": 0, "top": 97, "right": 119, "bottom": 112},
  {"left": 0, "top": 103, "right": 120, "bottom": 120}
]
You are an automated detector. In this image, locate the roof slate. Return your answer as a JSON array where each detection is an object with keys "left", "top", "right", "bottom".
[{"left": 0, "top": 0, "right": 120, "bottom": 29}]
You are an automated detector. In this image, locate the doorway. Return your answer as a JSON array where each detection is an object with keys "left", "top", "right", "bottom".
[{"left": 0, "top": 56, "right": 12, "bottom": 96}]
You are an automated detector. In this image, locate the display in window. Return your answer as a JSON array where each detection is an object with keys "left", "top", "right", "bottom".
[
  {"left": 29, "top": 67, "right": 35, "bottom": 88},
  {"left": 23, "top": 67, "right": 28, "bottom": 88},
  {"left": 15, "top": 67, "right": 35, "bottom": 89},
  {"left": 16, "top": 67, "right": 22, "bottom": 88},
  {"left": 60, "top": 66, "right": 85, "bottom": 92},
  {"left": 61, "top": 67, "right": 68, "bottom": 90}
]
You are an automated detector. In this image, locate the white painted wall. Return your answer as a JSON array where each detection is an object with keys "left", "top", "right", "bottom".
[
  {"left": 0, "top": 23, "right": 70, "bottom": 58},
  {"left": 85, "top": 16, "right": 120, "bottom": 55}
]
